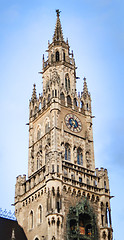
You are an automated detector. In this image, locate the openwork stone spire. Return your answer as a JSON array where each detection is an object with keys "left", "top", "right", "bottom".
[
  {"left": 31, "top": 84, "right": 37, "bottom": 101},
  {"left": 83, "top": 77, "right": 89, "bottom": 99},
  {"left": 53, "top": 9, "right": 64, "bottom": 42}
]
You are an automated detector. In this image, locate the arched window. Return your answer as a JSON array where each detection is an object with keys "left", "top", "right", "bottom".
[
  {"left": 60, "top": 92, "right": 65, "bottom": 105},
  {"left": 63, "top": 52, "right": 65, "bottom": 61},
  {"left": 56, "top": 51, "right": 59, "bottom": 61},
  {"left": 67, "top": 95, "right": 72, "bottom": 107},
  {"left": 87, "top": 103, "right": 89, "bottom": 111},
  {"left": 30, "top": 210, "right": 33, "bottom": 229},
  {"left": 65, "top": 143, "right": 71, "bottom": 161},
  {"left": 38, "top": 205, "right": 42, "bottom": 224},
  {"left": 77, "top": 148, "right": 83, "bottom": 165},
  {"left": 74, "top": 98, "right": 78, "bottom": 107}
]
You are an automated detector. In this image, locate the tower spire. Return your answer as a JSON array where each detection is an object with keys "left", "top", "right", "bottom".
[
  {"left": 83, "top": 77, "right": 89, "bottom": 99},
  {"left": 31, "top": 83, "right": 37, "bottom": 101},
  {"left": 53, "top": 9, "right": 64, "bottom": 42}
]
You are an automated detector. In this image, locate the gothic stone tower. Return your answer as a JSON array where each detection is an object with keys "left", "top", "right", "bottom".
[{"left": 15, "top": 10, "right": 113, "bottom": 240}]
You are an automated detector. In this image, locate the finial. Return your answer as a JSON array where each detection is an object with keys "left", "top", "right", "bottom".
[
  {"left": 83, "top": 77, "right": 89, "bottom": 99},
  {"left": 56, "top": 9, "right": 61, "bottom": 17},
  {"left": 31, "top": 83, "right": 37, "bottom": 101},
  {"left": 66, "top": 38, "right": 68, "bottom": 44}
]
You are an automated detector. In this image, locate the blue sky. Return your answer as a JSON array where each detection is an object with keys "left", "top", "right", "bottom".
[{"left": 0, "top": 1, "right": 124, "bottom": 239}]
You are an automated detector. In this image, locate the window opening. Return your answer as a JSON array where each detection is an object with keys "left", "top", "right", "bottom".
[
  {"left": 79, "top": 177, "right": 82, "bottom": 183},
  {"left": 57, "top": 165, "right": 59, "bottom": 173},
  {"left": 57, "top": 202, "right": 60, "bottom": 213},
  {"left": 55, "top": 89, "right": 57, "bottom": 97},
  {"left": 56, "top": 51, "right": 59, "bottom": 61},
  {"left": 52, "top": 90, "right": 54, "bottom": 97},
  {"left": 63, "top": 52, "right": 65, "bottom": 61},
  {"left": 52, "top": 165, "right": 54, "bottom": 173}
]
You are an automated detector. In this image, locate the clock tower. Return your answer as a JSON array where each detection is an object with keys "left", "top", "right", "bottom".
[{"left": 15, "top": 10, "right": 113, "bottom": 240}]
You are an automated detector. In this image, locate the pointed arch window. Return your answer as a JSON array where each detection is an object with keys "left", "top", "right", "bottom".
[
  {"left": 60, "top": 92, "right": 65, "bottom": 105},
  {"left": 65, "top": 143, "right": 71, "bottom": 161},
  {"left": 63, "top": 52, "right": 65, "bottom": 61},
  {"left": 30, "top": 210, "right": 33, "bottom": 229},
  {"left": 74, "top": 98, "right": 78, "bottom": 107},
  {"left": 67, "top": 95, "right": 72, "bottom": 107},
  {"left": 38, "top": 205, "right": 42, "bottom": 224},
  {"left": 56, "top": 51, "right": 59, "bottom": 61},
  {"left": 77, "top": 148, "right": 83, "bottom": 166}
]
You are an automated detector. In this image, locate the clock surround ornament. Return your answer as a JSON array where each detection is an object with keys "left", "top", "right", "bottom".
[{"left": 65, "top": 113, "right": 82, "bottom": 133}]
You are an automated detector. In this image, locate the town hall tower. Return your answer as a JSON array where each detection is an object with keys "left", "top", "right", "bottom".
[{"left": 15, "top": 10, "right": 113, "bottom": 240}]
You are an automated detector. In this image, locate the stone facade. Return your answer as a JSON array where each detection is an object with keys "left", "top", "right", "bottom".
[{"left": 15, "top": 10, "right": 113, "bottom": 240}]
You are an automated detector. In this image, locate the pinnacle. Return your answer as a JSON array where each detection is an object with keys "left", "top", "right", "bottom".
[
  {"left": 53, "top": 9, "right": 64, "bottom": 42},
  {"left": 83, "top": 77, "right": 89, "bottom": 98},
  {"left": 31, "top": 83, "right": 37, "bottom": 100}
]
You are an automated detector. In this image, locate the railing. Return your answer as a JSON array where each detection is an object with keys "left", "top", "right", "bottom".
[{"left": 0, "top": 208, "right": 16, "bottom": 221}]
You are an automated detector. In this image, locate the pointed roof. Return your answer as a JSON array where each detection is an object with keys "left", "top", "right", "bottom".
[
  {"left": 82, "top": 77, "right": 89, "bottom": 99},
  {"left": 31, "top": 84, "right": 37, "bottom": 101},
  {"left": 53, "top": 9, "right": 64, "bottom": 42}
]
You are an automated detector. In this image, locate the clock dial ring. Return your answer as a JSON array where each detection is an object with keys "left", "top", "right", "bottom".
[{"left": 65, "top": 114, "right": 82, "bottom": 133}]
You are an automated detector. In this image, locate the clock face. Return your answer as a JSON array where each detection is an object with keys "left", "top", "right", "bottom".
[{"left": 65, "top": 114, "right": 82, "bottom": 133}]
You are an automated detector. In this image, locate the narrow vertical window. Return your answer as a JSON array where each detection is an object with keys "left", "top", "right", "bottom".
[
  {"left": 81, "top": 153, "right": 83, "bottom": 166},
  {"left": 52, "top": 90, "right": 54, "bottom": 97},
  {"left": 63, "top": 52, "right": 65, "bottom": 61},
  {"left": 68, "top": 78, "right": 70, "bottom": 89},
  {"left": 39, "top": 205, "right": 42, "bottom": 224},
  {"left": 56, "top": 51, "right": 59, "bottom": 61},
  {"left": 57, "top": 165, "right": 59, "bottom": 173},
  {"left": 65, "top": 77, "right": 67, "bottom": 89},
  {"left": 52, "top": 164, "right": 54, "bottom": 173},
  {"left": 30, "top": 210, "right": 33, "bottom": 229},
  {"left": 87, "top": 103, "right": 89, "bottom": 111},
  {"left": 55, "top": 89, "right": 57, "bottom": 97}
]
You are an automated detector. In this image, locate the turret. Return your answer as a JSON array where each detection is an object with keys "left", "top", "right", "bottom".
[{"left": 81, "top": 77, "right": 91, "bottom": 114}]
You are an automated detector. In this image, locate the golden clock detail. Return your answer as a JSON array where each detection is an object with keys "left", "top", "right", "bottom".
[{"left": 65, "top": 114, "right": 82, "bottom": 132}]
